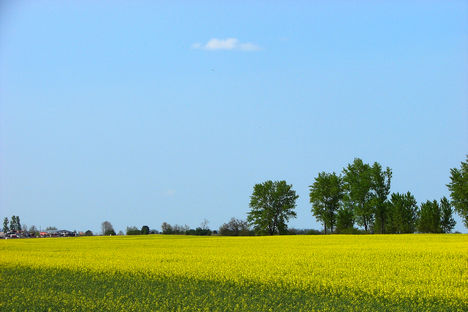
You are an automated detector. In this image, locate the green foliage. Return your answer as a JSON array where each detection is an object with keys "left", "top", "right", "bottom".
[
  {"left": 85, "top": 230, "right": 93, "bottom": 236},
  {"left": 447, "top": 155, "right": 468, "bottom": 227},
  {"left": 161, "top": 222, "right": 189, "bottom": 234},
  {"left": 335, "top": 207, "right": 355, "bottom": 234},
  {"left": 141, "top": 225, "right": 150, "bottom": 235},
  {"left": 336, "top": 227, "right": 366, "bottom": 234},
  {"left": 370, "top": 163, "right": 392, "bottom": 234},
  {"left": 9, "top": 216, "right": 21, "bottom": 232},
  {"left": 126, "top": 226, "right": 141, "bottom": 235},
  {"left": 45, "top": 226, "right": 57, "bottom": 231},
  {"left": 161, "top": 222, "right": 173, "bottom": 234},
  {"left": 219, "top": 218, "right": 251, "bottom": 236},
  {"left": 287, "top": 228, "right": 322, "bottom": 235},
  {"left": 440, "top": 197, "right": 456, "bottom": 233},
  {"left": 247, "top": 180, "right": 298, "bottom": 235},
  {"left": 3, "top": 217, "right": 8, "bottom": 232},
  {"left": 102, "top": 221, "right": 116, "bottom": 236},
  {"left": 342, "top": 159, "right": 374, "bottom": 233},
  {"left": 387, "top": 192, "right": 418, "bottom": 234},
  {"left": 185, "top": 228, "right": 212, "bottom": 236},
  {"left": 309, "top": 172, "right": 344, "bottom": 234},
  {"left": 418, "top": 200, "right": 442, "bottom": 233}
]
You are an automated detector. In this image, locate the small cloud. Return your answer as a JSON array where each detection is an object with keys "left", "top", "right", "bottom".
[
  {"left": 238, "top": 42, "right": 261, "bottom": 51},
  {"left": 191, "top": 38, "right": 260, "bottom": 51}
]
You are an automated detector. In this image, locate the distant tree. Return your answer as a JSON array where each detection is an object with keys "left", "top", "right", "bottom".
[
  {"left": 16, "top": 216, "right": 21, "bottom": 232},
  {"left": 247, "top": 180, "right": 298, "bottom": 235},
  {"left": 193, "top": 227, "right": 212, "bottom": 236},
  {"left": 418, "top": 200, "right": 442, "bottom": 233},
  {"left": 9, "top": 216, "right": 17, "bottom": 231},
  {"left": 200, "top": 219, "right": 210, "bottom": 231},
  {"left": 342, "top": 158, "right": 374, "bottom": 233},
  {"left": 161, "top": 222, "right": 173, "bottom": 234},
  {"left": 141, "top": 225, "right": 150, "bottom": 235},
  {"left": 45, "top": 226, "right": 57, "bottom": 231},
  {"left": 3, "top": 217, "right": 8, "bottom": 232},
  {"left": 126, "top": 226, "right": 141, "bottom": 235},
  {"left": 219, "top": 218, "right": 251, "bottom": 236},
  {"left": 335, "top": 206, "right": 355, "bottom": 234},
  {"left": 287, "top": 228, "right": 322, "bottom": 235},
  {"left": 161, "top": 223, "right": 189, "bottom": 234},
  {"left": 447, "top": 156, "right": 468, "bottom": 227},
  {"left": 101, "top": 221, "right": 116, "bottom": 236},
  {"left": 85, "top": 230, "right": 93, "bottom": 236},
  {"left": 440, "top": 197, "right": 456, "bottom": 233},
  {"left": 176, "top": 224, "right": 190, "bottom": 234},
  {"left": 28, "top": 225, "right": 39, "bottom": 237},
  {"left": 387, "top": 192, "right": 418, "bottom": 234},
  {"left": 309, "top": 172, "right": 344, "bottom": 234},
  {"left": 117, "top": 230, "right": 124, "bottom": 235},
  {"left": 370, "top": 162, "right": 392, "bottom": 234}
]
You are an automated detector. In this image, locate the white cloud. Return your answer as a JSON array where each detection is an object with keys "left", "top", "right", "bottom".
[{"left": 191, "top": 38, "right": 260, "bottom": 51}]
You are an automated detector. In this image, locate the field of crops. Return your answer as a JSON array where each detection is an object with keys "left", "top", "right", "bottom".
[{"left": 1, "top": 234, "right": 467, "bottom": 311}]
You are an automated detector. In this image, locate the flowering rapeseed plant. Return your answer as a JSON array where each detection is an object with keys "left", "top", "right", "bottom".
[{"left": 0, "top": 234, "right": 466, "bottom": 311}]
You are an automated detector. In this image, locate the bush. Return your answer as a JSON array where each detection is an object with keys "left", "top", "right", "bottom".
[
  {"left": 219, "top": 218, "right": 252, "bottom": 236},
  {"left": 104, "top": 229, "right": 116, "bottom": 236},
  {"left": 287, "top": 228, "right": 322, "bottom": 235},
  {"left": 141, "top": 225, "right": 150, "bottom": 235},
  {"left": 126, "top": 226, "right": 141, "bottom": 235},
  {"left": 336, "top": 227, "right": 367, "bottom": 234}
]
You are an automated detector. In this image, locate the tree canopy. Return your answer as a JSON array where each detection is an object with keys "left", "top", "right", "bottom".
[
  {"left": 447, "top": 155, "right": 468, "bottom": 227},
  {"left": 309, "top": 172, "right": 344, "bottom": 234},
  {"left": 370, "top": 162, "right": 392, "bottom": 234},
  {"left": 440, "top": 197, "right": 456, "bottom": 233},
  {"left": 101, "top": 221, "right": 116, "bottom": 236},
  {"left": 247, "top": 180, "right": 298, "bottom": 235},
  {"left": 418, "top": 200, "right": 442, "bottom": 233},
  {"left": 219, "top": 218, "right": 251, "bottom": 236},
  {"left": 342, "top": 158, "right": 374, "bottom": 233},
  {"left": 387, "top": 192, "right": 418, "bottom": 234}
]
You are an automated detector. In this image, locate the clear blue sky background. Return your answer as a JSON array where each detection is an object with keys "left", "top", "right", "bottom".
[{"left": 1, "top": 1, "right": 467, "bottom": 233}]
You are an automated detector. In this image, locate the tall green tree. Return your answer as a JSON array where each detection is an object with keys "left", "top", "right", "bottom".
[
  {"left": 342, "top": 158, "right": 374, "bottom": 233},
  {"left": 387, "top": 192, "right": 418, "bottom": 234},
  {"left": 370, "top": 162, "right": 392, "bottom": 234},
  {"left": 447, "top": 156, "right": 468, "bottom": 227},
  {"left": 418, "top": 200, "right": 442, "bottom": 233},
  {"left": 3, "top": 217, "right": 9, "bottom": 232},
  {"left": 335, "top": 206, "right": 355, "bottom": 233},
  {"left": 309, "top": 172, "right": 344, "bottom": 234},
  {"left": 440, "top": 197, "right": 456, "bottom": 233},
  {"left": 9, "top": 216, "right": 19, "bottom": 231},
  {"left": 247, "top": 180, "right": 298, "bottom": 235}
]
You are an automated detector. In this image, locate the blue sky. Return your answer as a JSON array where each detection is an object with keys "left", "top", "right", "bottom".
[{"left": 1, "top": 1, "right": 467, "bottom": 233}]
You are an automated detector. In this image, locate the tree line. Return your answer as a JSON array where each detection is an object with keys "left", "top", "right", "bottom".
[
  {"left": 3, "top": 156, "right": 466, "bottom": 237},
  {"left": 247, "top": 156, "right": 466, "bottom": 235}
]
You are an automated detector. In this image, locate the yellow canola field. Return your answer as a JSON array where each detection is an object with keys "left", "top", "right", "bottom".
[{"left": 1, "top": 234, "right": 467, "bottom": 311}]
